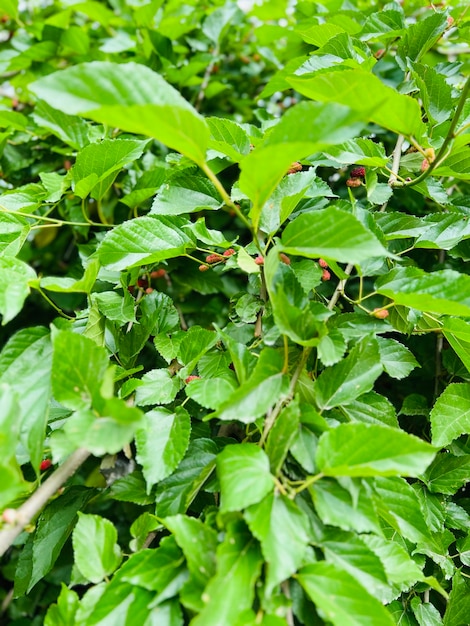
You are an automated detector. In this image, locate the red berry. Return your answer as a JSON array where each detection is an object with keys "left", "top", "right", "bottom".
[
  {"left": 185, "top": 375, "right": 201, "bottom": 383},
  {"left": 372, "top": 307, "right": 389, "bottom": 319},
  {"left": 319, "top": 258, "right": 328, "bottom": 268},
  {"left": 346, "top": 178, "right": 362, "bottom": 188},
  {"left": 223, "top": 248, "right": 236, "bottom": 257},
  {"left": 137, "top": 278, "right": 149, "bottom": 289},
  {"left": 350, "top": 166, "right": 366, "bottom": 178},
  {"left": 254, "top": 255, "right": 264, "bottom": 265},
  {"left": 321, "top": 269, "right": 331, "bottom": 281},
  {"left": 150, "top": 269, "right": 166, "bottom": 279},
  {"left": 374, "top": 49, "right": 385, "bottom": 59},
  {"left": 40, "top": 459, "right": 52, "bottom": 471},
  {"left": 279, "top": 253, "right": 291, "bottom": 265},
  {"left": 63, "top": 160, "right": 72, "bottom": 171},
  {"left": 420, "top": 159, "right": 430, "bottom": 172},
  {"left": 199, "top": 264, "right": 210, "bottom": 272},
  {"left": 205, "top": 253, "right": 224, "bottom": 264},
  {"left": 145, "top": 287, "right": 154, "bottom": 294},
  {"left": 127, "top": 285, "right": 135, "bottom": 294}
]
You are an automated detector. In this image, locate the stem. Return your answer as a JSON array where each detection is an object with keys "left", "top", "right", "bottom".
[
  {"left": 293, "top": 472, "right": 324, "bottom": 494},
  {"left": 327, "top": 263, "right": 354, "bottom": 310},
  {"left": 200, "top": 162, "right": 253, "bottom": 231},
  {"left": 195, "top": 44, "right": 220, "bottom": 111},
  {"left": 0, "top": 206, "right": 111, "bottom": 228},
  {"left": 0, "top": 448, "right": 90, "bottom": 557},
  {"left": 34, "top": 286, "right": 76, "bottom": 319},
  {"left": 391, "top": 73, "right": 470, "bottom": 188},
  {"left": 388, "top": 134, "right": 405, "bottom": 185}
]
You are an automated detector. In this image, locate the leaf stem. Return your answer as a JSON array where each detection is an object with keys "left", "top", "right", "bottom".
[
  {"left": 0, "top": 205, "right": 111, "bottom": 228},
  {"left": 327, "top": 263, "right": 354, "bottom": 310},
  {"left": 293, "top": 472, "right": 324, "bottom": 494},
  {"left": 0, "top": 448, "right": 90, "bottom": 558},
  {"left": 34, "top": 285, "right": 76, "bottom": 319},
  {"left": 391, "top": 73, "right": 470, "bottom": 188}
]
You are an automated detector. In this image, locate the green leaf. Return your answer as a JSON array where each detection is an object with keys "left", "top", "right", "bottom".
[
  {"left": 0, "top": 256, "right": 36, "bottom": 325},
  {"left": 323, "top": 138, "right": 389, "bottom": 167},
  {"left": 191, "top": 519, "right": 263, "bottom": 626},
  {"left": 0, "top": 213, "right": 30, "bottom": 257},
  {"left": 341, "top": 391, "right": 399, "bottom": 428},
  {"left": 94, "top": 291, "right": 136, "bottom": 325},
  {"left": 44, "top": 585, "right": 80, "bottom": 626},
  {"left": 239, "top": 101, "right": 365, "bottom": 227},
  {"left": 0, "top": 385, "right": 24, "bottom": 508},
  {"left": 297, "top": 562, "right": 395, "bottom": 626},
  {"left": 215, "top": 347, "right": 288, "bottom": 423},
  {"left": 134, "top": 369, "right": 181, "bottom": 406},
  {"left": 0, "top": 327, "right": 52, "bottom": 468},
  {"left": 97, "top": 215, "right": 195, "bottom": 271},
  {"left": 411, "top": 598, "right": 444, "bottom": 626},
  {"left": 151, "top": 175, "right": 222, "bottom": 215},
  {"left": 314, "top": 337, "right": 383, "bottom": 410},
  {"left": 376, "top": 267, "right": 470, "bottom": 316},
  {"left": 363, "top": 535, "right": 425, "bottom": 593},
  {"left": 72, "top": 138, "right": 148, "bottom": 200},
  {"left": 320, "top": 529, "right": 390, "bottom": 602},
  {"left": 397, "top": 12, "right": 448, "bottom": 67},
  {"left": 135, "top": 407, "right": 191, "bottom": 490},
  {"left": 40, "top": 258, "right": 100, "bottom": 294},
  {"left": 30, "top": 61, "right": 210, "bottom": 166},
  {"left": 156, "top": 439, "right": 218, "bottom": 517},
  {"left": 311, "top": 478, "right": 382, "bottom": 534},
  {"left": 185, "top": 376, "right": 237, "bottom": 410},
  {"left": 430, "top": 383, "right": 470, "bottom": 447},
  {"left": 245, "top": 492, "right": 310, "bottom": 593},
  {"left": 316, "top": 423, "right": 436, "bottom": 477},
  {"left": 443, "top": 572, "right": 470, "bottom": 626},
  {"left": 442, "top": 317, "right": 470, "bottom": 374},
  {"left": 33, "top": 99, "right": 90, "bottom": 149},
  {"left": 207, "top": 117, "right": 250, "bottom": 162},
  {"left": 72, "top": 512, "right": 122, "bottom": 584},
  {"left": 288, "top": 69, "right": 423, "bottom": 136},
  {"left": 163, "top": 515, "right": 217, "bottom": 586},
  {"left": 377, "top": 337, "right": 419, "bottom": 379},
  {"left": 217, "top": 443, "right": 274, "bottom": 512},
  {"left": 14, "top": 487, "right": 94, "bottom": 595},
  {"left": 281, "top": 208, "right": 389, "bottom": 264},
  {"left": 265, "top": 398, "right": 301, "bottom": 475},
  {"left": 52, "top": 330, "right": 109, "bottom": 411},
  {"left": 423, "top": 452, "right": 470, "bottom": 495},
  {"left": 411, "top": 62, "right": 453, "bottom": 125}
]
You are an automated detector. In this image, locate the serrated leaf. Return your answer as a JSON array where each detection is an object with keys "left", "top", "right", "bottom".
[
  {"left": 377, "top": 337, "right": 419, "bottom": 379},
  {"left": 430, "top": 383, "right": 470, "bottom": 447},
  {"left": 217, "top": 443, "right": 274, "bottom": 512},
  {"left": 207, "top": 117, "right": 250, "bottom": 162},
  {"left": 151, "top": 175, "right": 222, "bottom": 215},
  {"left": 97, "top": 215, "right": 194, "bottom": 270},
  {"left": 0, "top": 213, "right": 30, "bottom": 257},
  {"left": 297, "top": 562, "right": 395, "bottom": 626},
  {"left": 33, "top": 99, "right": 90, "bottom": 149},
  {"left": 135, "top": 407, "right": 191, "bottom": 490},
  {"left": 72, "top": 513, "right": 122, "bottom": 584},
  {"left": 442, "top": 317, "right": 470, "bottom": 374},
  {"left": 376, "top": 267, "right": 470, "bottom": 316},
  {"left": 135, "top": 369, "right": 181, "bottom": 406},
  {"left": 185, "top": 376, "right": 236, "bottom": 410},
  {"left": 443, "top": 572, "right": 470, "bottom": 626},
  {"left": 281, "top": 208, "right": 389, "bottom": 264},
  {"left": 314, "top": 337, "right": 383, "bottom": 410},
  {"left": 30, "top": 61, "right": 209, "bottom": 166},
  {"left": 324, "top": 138, "right": 389, "bottom": 167},
  {"left": 288, "top": 69, "right": 422, "bottom": 136},
  {"left": 265, "top": 398, "right": 300, "bottom": 475},
  {"left": 245, "top": 492, "right": 310, "bottom": 593},
  {"left": 0, "top": 257, "right": 36, "bottom": 325},
  {"left": 423, "top": 452, "right": 470, "bottom": 495},
  {"left": 316, "top": 423, "right": 436, "bottom": 477},
  {"left": 341, "top": 391, "right": 398, "bottom": 428}
]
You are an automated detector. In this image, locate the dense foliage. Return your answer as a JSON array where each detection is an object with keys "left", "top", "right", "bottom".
[{"left": 1, "top": 0, "right": 470, "bottom": 624}]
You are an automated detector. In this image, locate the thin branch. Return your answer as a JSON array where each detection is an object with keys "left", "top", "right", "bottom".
[
  {"left": 195, "top": 44, "right": 220, "bottom": 111},
  {"left": 0, "top": 448, "right": 90, "bottom": 558},
  {"left": 327, "top": 263, "right": 354, "bottom": 311},
  {"left": 388, "top": 134, "right": 405, "bottom": 185}
]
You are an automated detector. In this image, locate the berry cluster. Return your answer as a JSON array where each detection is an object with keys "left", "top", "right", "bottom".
[
  {"left": 199, "top": 249, "right": 236, "bottom": 272},
  {"left": 346, "top": 166, "right": 366, "bottom": 188}
]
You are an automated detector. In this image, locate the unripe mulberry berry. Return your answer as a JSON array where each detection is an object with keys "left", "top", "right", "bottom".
[
  {"left": 206, "top": 253, "right": 224, "bottom": 264},
  {"left": 40, "top": 459, "right": 52, "bottom": 471},
  {"left": 137, "top": 278, "right": 149, "bottom": 289},
  {"left": 350, "top": 166, "right": 366, "bottom": 178},
  {"left": 372, "top": 307, "right": 389, "bottom": 319},
  {"left": 199, "top": 264, "right": 210, "bottom": 272},
  {"left": 150, "top": 269, "right": 166, "bottom": 279},
  {"left": 254, "top": 255, "right": 264, "bottom": 265},
  {"left": 279, "top": 253, "right": 291, "bottom": 265},
  {"left": 321, "top": 269, "right": 331, "bottom": 281},
  {"left": 145, "top": 287, "right": 154, "bottom": 294},
  {"left": 223, "top": 248, "right": 236, "bottom": 257},
  {"left": 346, "top": 178, "right": 362, "bottom": 188},
  {"left": 2, "top": 509, "right": 17, "bottom": 524},
  {"left": 319, "top": 258, "right": 328, "bottom": 268},
  {"left": 420, "top": 159, "right": 430, "bottom": 172}
]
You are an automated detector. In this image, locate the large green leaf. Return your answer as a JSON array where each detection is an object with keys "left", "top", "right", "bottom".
[
  {"left": 0, "top": 327, "right": 52, "bottom": 468},
  {"left": 423, "top": 452, "right": 470, "bottom": 495},
  {"left": 443, "top": 572, "right": 470, "bottom": 626},
  {"left": 281, "top": 208, "right": 389, "bottom": 264},
  {"left": 238, "top": 101, "right": 365, "bottom": 228},
  {"left": 0, "top": 385, "right": 25, "bottom": 508},
  {"left": 97, "top": 215, "right": 195, "bottom": 271},
  {"left": 297, "top": 562, "right": 395, "bottom": 626},
  {"left": 442, "top": 317, "right": 470, "bottom": 373},
  {"left": 135, "top": 407, "right": 191, "bottom": 491},
  {"left": 0, "top": 256, "right": 36, "bottom": 325},
  {"left": 314, "top": 337, "right": 383, "bottom": 410},
  {"left": 0, "top": 213, "right": 30, "bottom": 257},
  {"left": 316, "top": 423, "right": 436, "bottom": 477},
  {"left": 430, "top": 383, "right": 470, "bottom": 447},
  {"left": 245, "top": 492, "right": 310, "bottom": 593},
  {"left": 192, "top": 519, "right": 263, "bottom": 626},
  {"left": 72, "top": 513, "right": 122, "bottom": 584},
  {"left": 217, "top": 444, "right": 274, "bottom": 512},
  {"left": 376, "top": 267, "right": 470, "bottom": 316},
  {"left": 30, "top": 61, "right": 210, "bottom": 166},
  {"left": 288, "top": 68, "right": 423, "bottom": 136}
]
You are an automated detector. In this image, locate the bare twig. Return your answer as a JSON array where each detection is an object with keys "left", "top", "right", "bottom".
[
  {"left": 327, "top": 263, "right": 354, "bottom": 311},
  {"left": 0, "top": 448, "right": 90, "bottom": 557},
  {"left": 195, "top": 44, "right": 220, "bottom": 111},
  {"left": 388, "top": 134, "right": 405, "bottom": 185}
]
